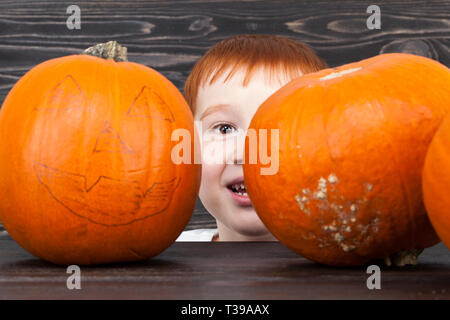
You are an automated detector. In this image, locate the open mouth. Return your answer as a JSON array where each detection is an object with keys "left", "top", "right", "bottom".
[
  {"left": 225, "top": 177, "right": 252, "bottom": 207},
  {"left": 228, "top": 182, "right": 248, "bottom": 196}
]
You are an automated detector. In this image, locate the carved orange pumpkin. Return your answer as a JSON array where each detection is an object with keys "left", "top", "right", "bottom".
[
  {"left": 0, "top": 42, "right": 200, "bottom": 265},
  {"left": 423, "top": 114, "right": 450, "bottom": 250},
  {"left": 244, "top": 53, "right": 450, "bottom": 266}
]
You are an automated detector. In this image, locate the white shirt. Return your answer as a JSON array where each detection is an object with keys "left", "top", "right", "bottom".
[{"left": 176, "top": 228, "right": 218, "bottom": 242}]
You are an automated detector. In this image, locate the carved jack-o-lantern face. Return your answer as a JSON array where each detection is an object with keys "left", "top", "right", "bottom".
[
  {"left": 0, "top": 54, "right": 200, "bottom": 264},
  {"left": 32, "top": 75, "right": 179, "bottom": 226}
]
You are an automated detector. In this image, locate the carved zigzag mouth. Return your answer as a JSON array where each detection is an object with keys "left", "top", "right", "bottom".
[{"left": 34, "top": 162, "right": 180, "bottom": 226}]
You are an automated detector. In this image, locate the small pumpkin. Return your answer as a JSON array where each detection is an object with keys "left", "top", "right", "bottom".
[
  {"left": 0, "top": 41, "right": 200, "bottom": 265},
  {"left": 244, "top": 53, "right": 450, "bottom": 266},
  {"left": 423, "top": 114, "right": 450, "bottom": 250}
]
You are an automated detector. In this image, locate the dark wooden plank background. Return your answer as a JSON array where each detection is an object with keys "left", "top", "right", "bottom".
[{"left": 0, "top": 0, "right": 448, "bottom": 232}]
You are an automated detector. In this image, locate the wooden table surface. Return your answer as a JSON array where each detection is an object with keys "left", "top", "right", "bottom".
[{"left": 0, "top": 232, "right": 448, "bottom": 300}]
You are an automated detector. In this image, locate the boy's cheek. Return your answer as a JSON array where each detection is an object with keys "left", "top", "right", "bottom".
[
  {"left": 200, "top": 162, "right": 224, "bottom": 187},
  {"left": 201, "top": 140, "right": 226, "bottom": 165},
  {"left": 198, "top": 163, "right": 226, "bottom": 216}
]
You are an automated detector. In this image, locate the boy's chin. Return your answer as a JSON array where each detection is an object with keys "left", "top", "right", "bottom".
[
  {"left": 230, "top": 215, "right": 271, "bottom": 238},
  {"left": 234, "top": 226, "right": 274, "bottom": 239}
]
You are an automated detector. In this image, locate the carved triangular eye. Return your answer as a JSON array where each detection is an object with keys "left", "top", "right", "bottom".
[
  {"left": 93, "top": 121, "right": 134, "bottom": 154},
  {"left": 35, "top": 75, "right": 85, "bottom": 111},
  {"left": 127, "top": 86, "right": 175, "bottom": 122}
]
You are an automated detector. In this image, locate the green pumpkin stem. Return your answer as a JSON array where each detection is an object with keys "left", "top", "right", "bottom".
[{"left": 82, "top": 41, "right": 128, "bottom": 62}]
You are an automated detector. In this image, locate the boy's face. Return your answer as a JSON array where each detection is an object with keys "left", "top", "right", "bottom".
[{"left": 195, "top": 67, "right": 292, "bottom": 239}]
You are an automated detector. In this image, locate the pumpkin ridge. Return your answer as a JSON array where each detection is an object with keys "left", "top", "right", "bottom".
[{"left": 372, "top": 90, "right": 417, "bottom": 251}]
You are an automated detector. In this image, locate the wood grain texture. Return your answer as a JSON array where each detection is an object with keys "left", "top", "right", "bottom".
[
  {"left": 0, "top": 233, "right": 449, "bottom": 299},
  {"left": 0, "top": 0, "right": 448, "bottom": 231}
]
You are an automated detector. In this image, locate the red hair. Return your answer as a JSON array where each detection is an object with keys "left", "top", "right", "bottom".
[{"left": 184, "top": 34, "right": 327, "bottom": 111}]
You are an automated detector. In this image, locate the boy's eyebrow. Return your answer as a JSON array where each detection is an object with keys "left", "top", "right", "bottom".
[{"left": 199, "top": 104, "right": 231, "bottom": 120}]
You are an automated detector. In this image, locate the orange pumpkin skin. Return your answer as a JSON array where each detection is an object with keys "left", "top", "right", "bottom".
[
  {"left": 244, "top": 53, "right": 450, "bottom": 266},
  {"left": 423, "top": 114, "right": 450, "bottom": 250},
  {"left": 0, "top": 54, "right": 200, "bottom": 265}
]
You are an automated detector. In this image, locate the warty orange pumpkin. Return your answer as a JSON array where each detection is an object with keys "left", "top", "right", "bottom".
[
  {"left": 0, "top": 41, "right": 200, "bottom": 265},
  {"left": 423, "top": 113, "right": 450, "bottom": 250},
  {"left": 243, "top": 53, "right": 450, "bottom": 266}
]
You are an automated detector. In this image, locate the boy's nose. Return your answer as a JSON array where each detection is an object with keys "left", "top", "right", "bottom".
[
  {"left": 233, "top": 140, "right": 245, "bottom": 165},
  {"left": 224, "top": 133, "right": 245, "bottom": 165},
  {"left": 234, "top": 153, "right": 244, "bottom": 165}
]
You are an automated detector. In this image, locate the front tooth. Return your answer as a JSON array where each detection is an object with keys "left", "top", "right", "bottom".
[{"left": 240, "top": 183, "right": 245, "bottom": 190}]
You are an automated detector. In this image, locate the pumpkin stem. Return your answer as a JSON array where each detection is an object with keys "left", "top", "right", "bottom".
[
  {"left": 383, "top": 248, "right": 423, "bottom": 267},
  {"left": 82, "top": 41, "right": 128, "bottom": 62}
]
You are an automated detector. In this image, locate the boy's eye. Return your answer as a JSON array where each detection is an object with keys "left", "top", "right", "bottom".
[{"left": 213, "top": 123, "right": 237, "bottom": 135}]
